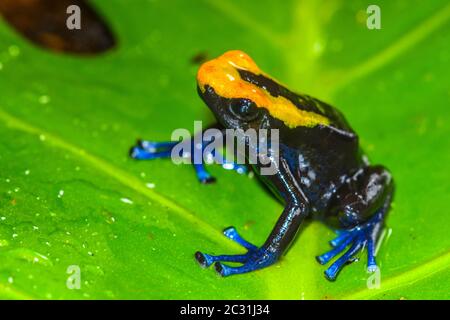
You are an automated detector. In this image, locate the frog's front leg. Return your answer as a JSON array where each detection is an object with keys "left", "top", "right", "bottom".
[
  {"left": 317, "top": 165, "right": 394, "bottom": 281},
  {"left": 129, "top": 134, "right": 247, "bottom": 184},
  {"left": 195, "top": 158, "right": 309, "bottom": 276},
  {"left": 129, "top": 140, "right": 177, "bottom": 159}
]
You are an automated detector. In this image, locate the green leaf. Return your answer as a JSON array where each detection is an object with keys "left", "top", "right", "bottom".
[{"left": 0, "top": 0, "right": 449, "bottom": 299}]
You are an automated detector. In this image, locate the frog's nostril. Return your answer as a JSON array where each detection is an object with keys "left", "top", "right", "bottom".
[{"left": 0, "top": 0, "right": 116, "bottom": 55}]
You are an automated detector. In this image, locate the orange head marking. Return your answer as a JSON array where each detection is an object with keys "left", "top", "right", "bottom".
[
  {"left": 197, "top": 50, "right": 261, "bottom": 96},
  {"left": 197, "top": 50, "right": 330, "bottom": 128}
]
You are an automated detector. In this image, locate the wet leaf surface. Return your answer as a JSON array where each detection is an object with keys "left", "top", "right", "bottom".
[{"left": 0, "top": 0, "right": 449, "bottom": 299}]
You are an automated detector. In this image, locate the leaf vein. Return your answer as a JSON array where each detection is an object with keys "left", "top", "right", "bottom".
[
  {"left": 329, "top": 2, "right": 450, "bottom": 94},
  {"left": 340, "top": 250, "right": 450, "bottom": 299}
]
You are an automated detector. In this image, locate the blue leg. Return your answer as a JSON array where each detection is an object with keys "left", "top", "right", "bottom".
[
  {"left": 194, "top": 163, "right": 216, "bottom": 184},
  {"left": 324, "top": 237, "right": 365, "bottom": 281},
  {"left": 129, "top": 136, "right": 249, "bottom": 183},
  {"left": 366, "top": 237, "right": 377, "bottom": 272},
  {"left": 196, "top": 161, "right": 310, "bottom": 277},
  {"left": 195, "top": 226, "right": 277, "bottom": 276},
  {"left": 329, "top": 230, "right": 352, "bottom": 247},
  {"left": 214, "top": 250, "right": 276, "bottom": 276},
  {"left": 196, "top": 248, "right": 276, "bottom": 277},
  {"left": 195, "top": 252, "right": 248, "bottom": 267},
  {"left": 203, "top": 145, "right": 248, "bottom": 175},
  {"left": 316, "top": 211, "right": 385, "bottom": 281},
  {"left": 223, "top": 227, "right": 257, "bottom": 251},
  {"left": 130, "top": 147, "right": 172, "bottom": 160},
  {"left": 138, "top": 140, "right": 177, "bottom": 151},
  {"left": 196, "top": 149, "right": 249, "bottom": 181},
  {"left": 195, "top": 227, "right": 257, "bottom": 268},
  {"left": 316, "top": 232, "right": 357, "bottom": 265},
  {"left": 129, "top": 140, "right": 176, "bottom": 160},
  {"left": 130, "top": 137, "right": 217, "bottom": 183}
]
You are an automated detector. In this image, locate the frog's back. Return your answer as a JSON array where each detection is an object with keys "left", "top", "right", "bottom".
[
  {"left": 238, "top": 69, "right": 356, "bottom": 137},
  {"left": 263, "top": 92, "right": 363, "bottom": 211}
]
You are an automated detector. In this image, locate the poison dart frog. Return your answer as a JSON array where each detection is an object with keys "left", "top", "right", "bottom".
[{"left": 129, "top": 50, "right": 394, "bottom": 281}]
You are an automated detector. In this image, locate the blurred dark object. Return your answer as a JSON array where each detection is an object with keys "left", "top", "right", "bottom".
[
  {"left": 0, "top": 0, "right": 116, "bottom": 55},
  {"left": 191, "top": 51, "right": 209, "bottom": 65}
]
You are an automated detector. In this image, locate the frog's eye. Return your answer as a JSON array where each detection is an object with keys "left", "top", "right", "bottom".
[{"left": 229, "top": 99, "right": 260, "bottom": 121}]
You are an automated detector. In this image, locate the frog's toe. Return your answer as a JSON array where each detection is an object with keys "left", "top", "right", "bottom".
[
  {"left": 328, "top": 230, "right": 352, "bottom": 247},
  {"left": 222, "top": 227, "right": 258, "bottom": 251},
  {"left": 317, "top": 212, "right": 384, "bottom": 281},
  {"left": 129, "top": 146, "right": 141, "bottom": 158},
  {"left": 196, "top": 228, "right": 276, "bottom": 276},
  {"left": 199, "top": 176, "right": 216, "bottom": 184},
  {"left": 194, "top": 251, "right": 247, "bottom": 268},
  {"left": 213, "top": 250, "right": 277, "bottom": 276},
  {"left": 195, "top": 251, "right": 214, "bottom": 267},
  {"left": 366, "top": 238, "right": 378, "bottom": 273},
  {"left": 194, "top": 227, "right": 258, "bottom": 269},
  {"left": 214, "top": 262, "right": 253, "bottom": 277},
  {"left": 323, "top": 236, "right": 366, "bottom": 281},
  {"left": 316, "top": 231, "right": 357, "bottom": 265}
]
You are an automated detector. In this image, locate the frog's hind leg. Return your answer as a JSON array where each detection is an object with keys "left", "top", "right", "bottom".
[
  {"left": 317, "top": 165, "right": 393, "bottom": 281},
  {"left": 316, "top": 198, "right": 390, "bottom": 281},
  {"left": 317, "top": 210, "right": 385, "bottom": 281}
]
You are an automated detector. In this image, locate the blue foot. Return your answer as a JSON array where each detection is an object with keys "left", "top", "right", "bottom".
[
  {"left": 316, "top": 212, "right": 384, "bottom": 281},
  {"left": 195, "top": 227, "right": 276, "bottom": 276}
]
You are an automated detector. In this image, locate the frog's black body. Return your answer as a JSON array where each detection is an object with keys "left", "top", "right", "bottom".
[
  {"left": 129, "top": 51, "right": 394, "bottom": 281},
  {"left": 263, "top": 110, "right": 393, "bottom": 229}
]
